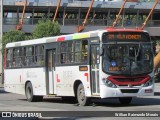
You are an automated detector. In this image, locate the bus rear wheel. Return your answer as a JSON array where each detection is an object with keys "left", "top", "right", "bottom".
[
  {"left": 119, "top": 97, "right": 132, "bottom": 105},
  {"left": 77, "top": 83, "right": 91, "bottom": 106},
  {"left": 25, "top": 82, "right": 43, "bottom": 102}
]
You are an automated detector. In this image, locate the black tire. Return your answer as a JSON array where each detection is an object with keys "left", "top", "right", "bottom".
[
  {"left": 77, "top": 83, "right": 91, "bottom": 106},
  {"left": 119, "top": 97, "right": 132, "bottom": 105},
  {"left": 25, "top": 82, "right": 43, "bottom": 102}
]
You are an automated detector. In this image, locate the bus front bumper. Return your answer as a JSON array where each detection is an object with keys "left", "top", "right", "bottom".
[{"left": 100, "top": 84, "right": 154, "bottom": 98}]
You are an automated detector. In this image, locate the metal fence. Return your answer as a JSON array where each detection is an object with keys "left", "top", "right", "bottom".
[{"left": 3, "top": 18, "right": 160, "bottom": 27}]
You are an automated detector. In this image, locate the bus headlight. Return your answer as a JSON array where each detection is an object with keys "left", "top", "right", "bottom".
[
  {"left": 143, "top": 78, "right": 153, "bottom": 87},
  {"left": 102, "top": 78, "right": 117, "bottom": 88}
]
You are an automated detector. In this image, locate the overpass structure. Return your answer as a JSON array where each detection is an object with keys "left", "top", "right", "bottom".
[{"left": 2, "top": 0, "right": 160, "bottom": 37}]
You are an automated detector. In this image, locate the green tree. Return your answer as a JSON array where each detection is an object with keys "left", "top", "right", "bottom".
[
  {"left": 1, "top": 30, "right": 26, "bottom": 83},
  {"left": 32, "top": 19, "right": 60, "bottom": 39},
  {"left": 1, "top": 30, "right": 25, "bottom": 54},
  {"left": 25, "top": 35, "right": 33, "bottom": 40}
]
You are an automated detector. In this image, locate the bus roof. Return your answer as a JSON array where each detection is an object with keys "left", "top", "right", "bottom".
[
  {"left": 6, "top": 28, "right": 148, "bottom": 48},
  {"left": 6, "top": 30, "right": 101, "bottom": 48}
]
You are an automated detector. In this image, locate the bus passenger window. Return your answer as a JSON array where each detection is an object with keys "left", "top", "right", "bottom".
[
  {"left": 13, "top": 48, "right": 23, "bottom": 67},
  {"left": 81, "top": 40, "right": 88, "bottom": 63},
  {"left": 12, "top": 60, "right": 16, "bottom": 67},
  {"left": 75, "top": 41, "right": 82, "bottom": 63},
  {"left": 68, "top": 41, "right": 74, "bottom": 63},
  {"left": 60, "top": 42, "right": 67, "bottom": 64},
  {"left": 59, "top": 40, "right": 88, "bottom": 64},
  {"left": 61, "top": 53, "right": 66, "bottom": 64},
  {"left": 25, "top": 46, "right": 34, "bottom": 66},
  {"left": 35, "top": 45, "right": 44, "bottom": 66},
  {"left": 6, "top": 49, "right": 13, "bottom": 68}
]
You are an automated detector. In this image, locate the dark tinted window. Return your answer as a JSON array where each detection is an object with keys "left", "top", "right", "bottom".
[{"left": 59, "top": 40, "right": 88, "bottom": 65}]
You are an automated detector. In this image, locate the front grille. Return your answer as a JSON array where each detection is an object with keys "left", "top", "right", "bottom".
[
  {"left": 118, "top": 84, "right": 141, "bottom": 87},
  {"left": 121, "top": 89, "right": 139, "bottom": 93},
  {"left": 107, "top": 75, "right": 151, "bottom": 86},
  {"left": 114, "top": 77, "right": 145, "bottom": 82}
]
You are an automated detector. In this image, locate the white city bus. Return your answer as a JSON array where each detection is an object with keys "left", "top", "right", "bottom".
[{"left": 4, "top": 28, "right": 154, "bottom": 106}]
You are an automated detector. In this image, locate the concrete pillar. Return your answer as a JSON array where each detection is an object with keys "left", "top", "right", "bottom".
[
  {"left": 122, "top": 9, "right": 125, "bottom": 27},
  {"left": 78, "top": 8, "right": 81, "bottom": 25},
  {"left": 47, "top": 7, "right": 50, "bottom": 19},
  {"left": 136, "top": 10, "right": 139, "bottom": 27},
  {"left": 93, "top": 9, "right": 95, "bottom": 26},
  {"left": 63, "top": 7, "right": 66, "bottom": 26},
  {"left": 107, "top": 9, "right": 110, "bottom": 26},
  {"left": 32, "top": 8, "right": 34, "bottom": 24}
]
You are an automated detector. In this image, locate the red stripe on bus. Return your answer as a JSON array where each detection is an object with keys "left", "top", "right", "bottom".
[
  {"left": 56, "top": 74, "right": 60, "bottom": 83},
  {"left": 84, "top": 73, "right": 89, "bottom": 82},
  {"left": 57, "top": 37, "right": 65, "bottom": 42},
  {"left": 107, "top": 75, "right": 151, "bottom": 85}
]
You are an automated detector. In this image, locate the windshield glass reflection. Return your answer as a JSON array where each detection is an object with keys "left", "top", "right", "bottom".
[{"left": 102, "top": 44, "right": 153, "bottom": 75}]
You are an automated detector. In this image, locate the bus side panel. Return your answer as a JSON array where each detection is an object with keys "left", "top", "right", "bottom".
[
  {"left": 4, "top": 69, "right": 24, "bottom": 95},
  {"left": 22, "top": 68, "right": 47, "bottom": 96},
  {"left": 55, "top": 65, "right": 91, "bottom": 97}
]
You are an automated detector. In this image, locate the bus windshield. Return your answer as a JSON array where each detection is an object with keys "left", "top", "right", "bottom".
[{"left": 102, "top": 43, "right": 153, "bottom": 75}]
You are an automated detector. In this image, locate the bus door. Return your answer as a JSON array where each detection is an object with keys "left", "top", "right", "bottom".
[
  {"left": 46, "top": 49, "right": 56, "bottom": 94},
  {"left": 90, "top": 45, "right": 100, "bottom": 95}
]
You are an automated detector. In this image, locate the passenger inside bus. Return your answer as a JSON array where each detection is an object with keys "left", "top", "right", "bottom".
[{"left": 12, "top": 60, "right": 16, "bottom": 67}]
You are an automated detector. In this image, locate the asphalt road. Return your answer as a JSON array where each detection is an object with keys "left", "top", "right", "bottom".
[{"left": 0, "top": 83, "right": 160, "bottom": 120}]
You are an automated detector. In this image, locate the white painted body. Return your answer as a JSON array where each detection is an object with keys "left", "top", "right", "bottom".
[
  {"left": 4, "top": 68, "right": 46, "bottom": 95},
  {"left": 4, "top": 62, "right": 154, "bottom": 98},
  {"left": 4, "top": 66, "right": 91, "bottom": 97}
]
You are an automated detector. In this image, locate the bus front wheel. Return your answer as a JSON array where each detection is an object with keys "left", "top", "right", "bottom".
[
  {"left": 77, "top": 83, "right": 91, "bottom": 106},
  {"left": 119, "top": 97, "right": 132, "bottom": 105},
  {"left": 25, "top": 82, "right": 43, "bottom": 102}
]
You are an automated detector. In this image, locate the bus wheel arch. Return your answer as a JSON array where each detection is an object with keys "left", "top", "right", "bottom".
[
  {"left": 25, "top": 81, "right": 43, "bottom": 102},
  {"left": 73, "top": 80, "right": 82, "bottom": 98},
  {"left": 25, "top": 81, "right": 31, "bottom": 92},
  {"left": 74, "top": 80, "right": 91, "bottom": 106}
]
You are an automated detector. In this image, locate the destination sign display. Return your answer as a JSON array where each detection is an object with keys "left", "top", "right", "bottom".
[
  {"left": 102, "top": 32, "right": 150, "bottom": 42},
  {"left": 107, "top": 34, "right": 141, "bottom": 40}
]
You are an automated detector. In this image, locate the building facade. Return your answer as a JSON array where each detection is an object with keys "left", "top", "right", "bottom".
[
  {"left": 2, "top": 0, "right": 160, "bottom": 37},
  {"left": 0, "top": 0, "right": 2, "bottom": 76}
]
